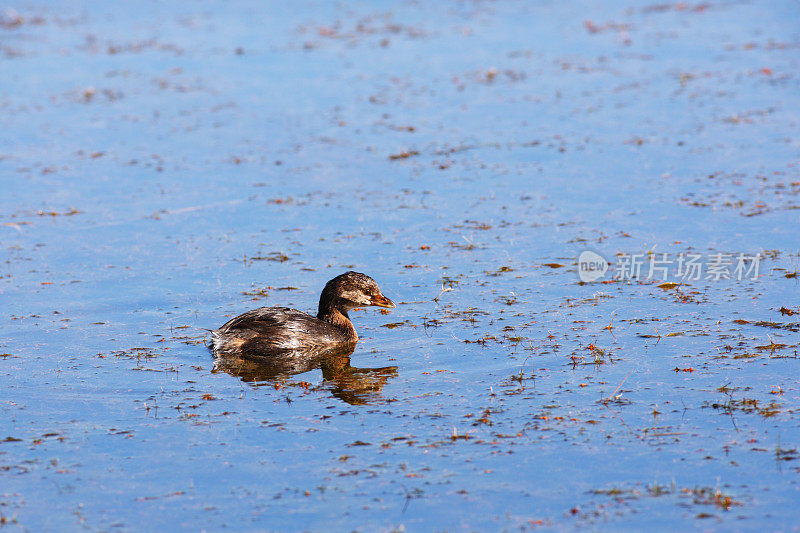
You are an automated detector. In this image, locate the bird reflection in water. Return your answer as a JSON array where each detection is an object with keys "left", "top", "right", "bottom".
[{"left": 212, "top": 344, "right": 397, "bottom": 405}]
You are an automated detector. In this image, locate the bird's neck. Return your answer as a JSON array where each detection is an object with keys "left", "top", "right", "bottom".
[{"left": 317, "top": 307, "right": 358, "bottom": 342}]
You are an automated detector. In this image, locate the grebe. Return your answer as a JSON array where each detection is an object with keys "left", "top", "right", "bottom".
[{"left": 211, "top": 271, "right": 395, "bottom": 356}]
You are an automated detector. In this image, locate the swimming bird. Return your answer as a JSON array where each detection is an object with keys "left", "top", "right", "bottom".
[{"left": 211, "top": 271, "right": 395, "bottom": 356}]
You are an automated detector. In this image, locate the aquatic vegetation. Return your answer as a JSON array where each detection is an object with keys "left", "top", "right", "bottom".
[{"left": 1, "top": 0, "right": 799, "bottom": 530}]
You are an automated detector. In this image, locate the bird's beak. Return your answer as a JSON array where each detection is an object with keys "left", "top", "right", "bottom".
[{"left": 371, "top": 293, "right": 396, "bottom": 308}]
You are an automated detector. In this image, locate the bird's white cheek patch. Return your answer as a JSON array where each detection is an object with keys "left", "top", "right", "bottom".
[{"left": 340, "top": 290, "right": 370, "bottom": 304}]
